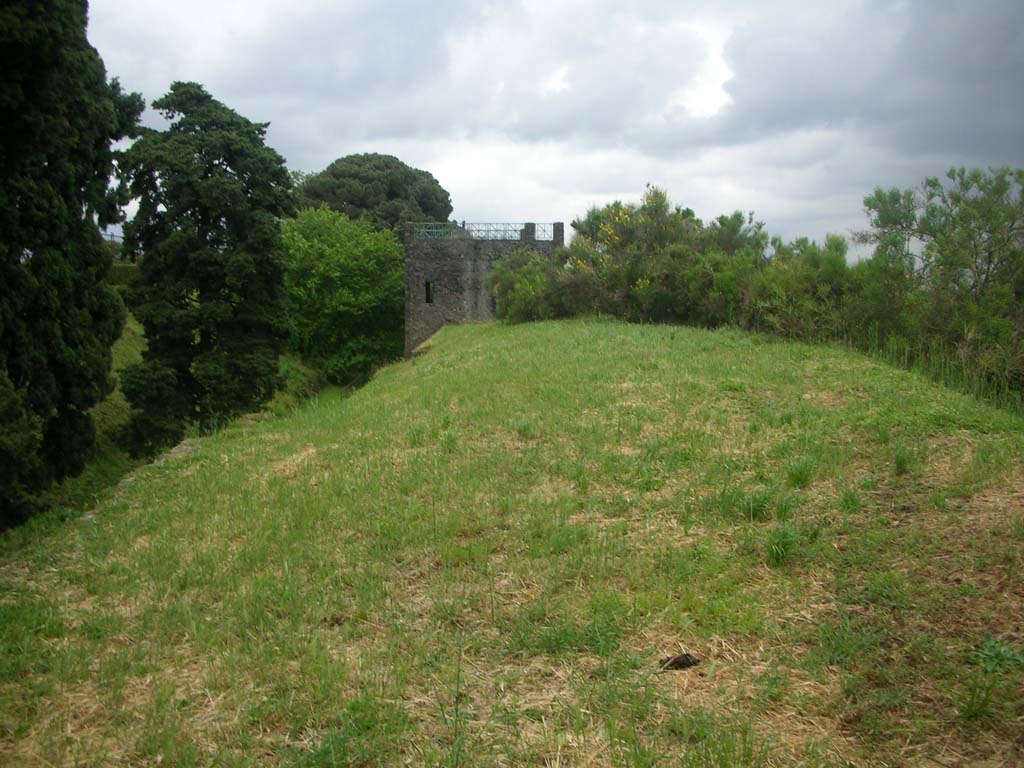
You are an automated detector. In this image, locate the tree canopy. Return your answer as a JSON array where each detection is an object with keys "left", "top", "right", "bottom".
[
  {"left": 856, "top": 167, "right": 1024, "bottom": 388},
  {"left": 0, "top": 0, "right": 142, "bottom": 525},
  {"left": 298, "top": 153, "right": 452, "bottom": 230},
  {"left": 119, "top": 82, "right": 293, "bottom": 457}
]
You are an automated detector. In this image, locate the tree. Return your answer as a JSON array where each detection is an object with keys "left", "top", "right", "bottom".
[
  {"left": 298, "top": 153, "right": 452, "bottom": 230},
  {"left": 0, "top": 0, "right": 142, "bottom": 525},
  {"left": 856, "top": 168, "right": 1024, "bottom": 291},
  {"left": 119, "top": 82, "right": 292, "bottom": 457},
  {"left": 749, "top": 235, "right": 850, "bottom": 339},
  {"left": 856, "top": 168, "right": 1024, "bottom": 387},
  {"left": 282, "top": 207, "right": 404, "bottom": 383},
  {"left": 489, "top": 248, "right": 563, "bottom": 323}
]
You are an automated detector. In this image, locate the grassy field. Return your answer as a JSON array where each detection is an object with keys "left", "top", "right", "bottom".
[{"left": 1, "top": 319, "right": 1022, "bottom": 767}]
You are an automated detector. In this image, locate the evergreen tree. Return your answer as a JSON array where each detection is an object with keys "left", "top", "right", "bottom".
[
  {"left": 119, "top": 82, "right": 292, "bottom": 457},
  {"left": 299, "top": 153, "right": 452, "bottom": 230},
  {"left": 0, "top": 0, "right": 142, "bottom": 525}
]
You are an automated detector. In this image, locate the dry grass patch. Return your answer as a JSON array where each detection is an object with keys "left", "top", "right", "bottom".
[{"left": 268, "top": 445, "right": 319, "bottom": 480}]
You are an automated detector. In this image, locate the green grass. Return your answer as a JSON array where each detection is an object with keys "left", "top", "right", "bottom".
[
  {"left": 764, "top": 522, "right": 799, "bottom": 566},
  {"left": 31, "top": 317, "right": 325, "bottom": 532},
  {"left": 2, "top": 318, "right": 1022, "bottom": 766}
]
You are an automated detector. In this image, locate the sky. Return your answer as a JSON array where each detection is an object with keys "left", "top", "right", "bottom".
[{"left": 87, "top": 0, "right": 1024, "bottom": 246}]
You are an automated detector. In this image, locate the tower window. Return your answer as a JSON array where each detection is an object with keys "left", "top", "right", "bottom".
[{"left": 425, "top": 281, "right": 434, "bottom": 304}]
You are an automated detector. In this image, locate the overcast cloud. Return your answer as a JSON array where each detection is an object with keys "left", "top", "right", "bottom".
[{"left": 87, "top": 0, "right": 1024, "bottom": 245}]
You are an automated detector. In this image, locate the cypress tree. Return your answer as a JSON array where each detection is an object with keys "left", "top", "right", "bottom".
[{"left": 0, "top": 0, "right": 142, "bottom": 525}]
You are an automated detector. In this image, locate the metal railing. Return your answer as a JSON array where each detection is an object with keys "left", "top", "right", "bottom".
[
  {"left": 468, "top": 223, "right": 528, "bottom": 240},
  {"left": 410, "top": 222, "right": 557, "bottom": 242},
  {"left": 410, "top": 222, "right": 472, "bottom": 240},
  {"left": 533, "top": 223, "right": 554, "bottom": 241}
]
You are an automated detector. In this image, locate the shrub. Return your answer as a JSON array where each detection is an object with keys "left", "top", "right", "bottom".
[
  {"left": 488, "top": 248, "right": 561, "bottom": 322},
  {"left": 282, "top": 207, "right": 404, "bottom": 384},
  {"left": 489, "top": 172, "right": 1024, "bottom": 412}
]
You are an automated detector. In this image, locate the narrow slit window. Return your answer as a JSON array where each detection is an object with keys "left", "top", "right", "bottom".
[{"left": 424, "top": 281, "right": 434, "bottom": 304}]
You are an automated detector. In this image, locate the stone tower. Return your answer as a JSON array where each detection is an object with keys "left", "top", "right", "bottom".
[{"left": 403, "top": 221, "right": 564, "bottom": 355}]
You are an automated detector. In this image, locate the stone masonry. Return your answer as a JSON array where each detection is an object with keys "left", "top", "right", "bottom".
[{"left": 403, "top": 222, "right": 564, "bottom": 355}]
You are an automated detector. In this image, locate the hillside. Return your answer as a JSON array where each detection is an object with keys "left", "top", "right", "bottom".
[{"left": 1, "top": 319, "right": 1022, "bottom": 767}]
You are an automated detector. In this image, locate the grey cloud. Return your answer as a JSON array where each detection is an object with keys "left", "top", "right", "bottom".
[
  {"left": 180, "top": 1, "right": 717, "bottom": 159},
  {"left": 712, "top": 0, "right": 1024, "bottom": 163},
  {"left": 86, "top": 0, "right": 1024, "bottom": 244}
]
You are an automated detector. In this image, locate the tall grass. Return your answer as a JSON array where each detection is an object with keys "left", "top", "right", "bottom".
[{"left": 855, "top": 331, "right": 1023, "bottom": 415}]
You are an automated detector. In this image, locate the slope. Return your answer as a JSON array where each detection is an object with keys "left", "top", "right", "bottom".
[{"left": 1, "top": 319, "right": 1022, "bottom": 767}]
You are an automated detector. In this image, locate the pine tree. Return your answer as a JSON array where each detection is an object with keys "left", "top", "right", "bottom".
[
  {"left": 119, "top": 82, "right": 292, "bottom": 457},
  {"left": 299, "top": 153, "right": 452, "bottom": 231}
]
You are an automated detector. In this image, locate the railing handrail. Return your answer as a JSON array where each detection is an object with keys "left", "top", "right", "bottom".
[{"left": 409, "top": 222, "right": 558, "bottom": 242}]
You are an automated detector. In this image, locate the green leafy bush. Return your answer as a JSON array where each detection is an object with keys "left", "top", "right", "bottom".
[
  {"left": 488, "top": 248, "right": 562, "bottom": 322},
  {"left": 282, "top": 207, "right": 404, "bottom": 383}
]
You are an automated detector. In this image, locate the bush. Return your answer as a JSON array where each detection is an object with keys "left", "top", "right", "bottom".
[
  {"left": 490, "top": 172, "right": 1024, "bottom": 411},
  {"left": 266, "top": 356, "right": 328, "bottom": 415},
  {"left": 488, "top": 248, "right": 561, "bottom": 322},
  {"left": 282, "top": 207, "right": 404, "bottom": 383}
]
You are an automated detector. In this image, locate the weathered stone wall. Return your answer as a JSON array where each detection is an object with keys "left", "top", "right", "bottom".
[{"left": 404, "top": 222, "right": 564, "bottom": 355}]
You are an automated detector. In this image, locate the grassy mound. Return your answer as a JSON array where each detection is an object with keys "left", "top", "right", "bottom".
[{"left": 2, "top": 319, "right": 1021, "bottom": 766}]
